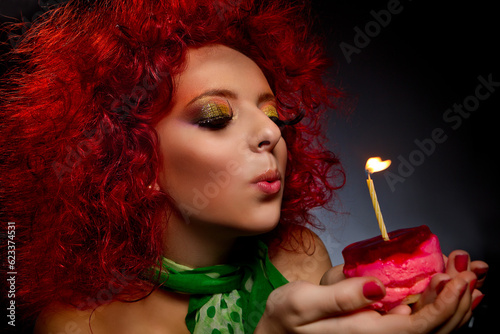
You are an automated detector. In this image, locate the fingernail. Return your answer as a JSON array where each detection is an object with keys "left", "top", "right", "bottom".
[
  {"left": 473, "top": 266, "right": 489, "bottom": 281},
  {"left": 469, "top": 279, "right": 477, "bottom": 292},
  {"left": 363, "top": 281, "right": 385, "bottom": 300},
  {"left": 436, "top": 279, "right": 451, "bottom": 295},
  {"left": 454, "top": 254, "right": 469, "bottom": 272},
  {"left": 471, "top": 294, "right": 485, "bottom": 311}
]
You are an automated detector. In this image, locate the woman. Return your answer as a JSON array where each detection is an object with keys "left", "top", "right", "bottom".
[{"left": 0, "top": 0, "right": 486, "bottom": 333}]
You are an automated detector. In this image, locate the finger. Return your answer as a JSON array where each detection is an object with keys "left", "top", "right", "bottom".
[
  {"left": 318, "top": 277, "right": 385, "bottom": 318},
  {"left": 470, "top": 260, "right": 488, "bottom": 288},
  {"left": 457, "top": 289, "right": 483, "bottom": 328},
  {"left": 470, "top": 290, "right": 485, "bottom": 313},
  {"left": 411, "top": 277, "right": 468, "bottom": 334},
  {"left": 287, "top": 277, "right": 385, "bottom": 324},
  {"left": 295, "top": 309, "right": 386, "bottom": 334},
  {"left": 264, "top": 278, "right": 384, "bottom": 327},
  {"left": 413, "top": 273, "right": 451, "bottom": 311},
  {"left": 430, "top": 271, "right": 478, "bottom": 334},
  {"left": 298, "top": 306, "right": 444, "bottom": 334},
  {"left": 295, "top": 275, "right": 478, "bottom": 334},
  {"left": 453, "top": 280, "right": 474, "bottom": 330},
  {"left": 455, "top": 271, "right": 482, "bottom": 328},
  {"left": 320, "top": 264, "right": 345, "bottom": 285},
  {"left": 447, "top": 251, "right": 470, "bottom": 276},
  {"left": 388, "top": 304, "right": 412, "bottom": 315}
]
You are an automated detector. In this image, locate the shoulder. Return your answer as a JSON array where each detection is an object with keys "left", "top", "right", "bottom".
[
  {"left": 269, "top": 226, "right": 332, "bottom": 284},
  {"left": 34, "top": 289, "right": 190, "bottom": 334},
  {"left": 34, "top": 302, "right": 94, "bottom": 334}
]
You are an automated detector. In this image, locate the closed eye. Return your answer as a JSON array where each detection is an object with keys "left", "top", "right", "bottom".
[
  {"left": 262, "top": 104, "right": 284, "bottom": 126},
  {"left": 194, "top": 99, "right": 233, "bottom": 129}
]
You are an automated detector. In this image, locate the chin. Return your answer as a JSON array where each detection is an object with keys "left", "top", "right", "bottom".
[{"left": 238, "top": 211, "right": 281, "bottom": 236}]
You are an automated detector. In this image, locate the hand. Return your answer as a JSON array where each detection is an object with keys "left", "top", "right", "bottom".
[
  {"left": 255, "top": 256, "right": 487, "bottom": 334},
  {"left": 412, "top": 251, "right": 488, "bottom": 325},
  {"left": 255, "top": 275, "right": 388, "bottom": 334},
  {"left": 446, "top": 250, "right": 488, "bottom": 291}
]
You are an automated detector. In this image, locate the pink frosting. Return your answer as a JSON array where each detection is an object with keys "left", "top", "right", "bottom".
[{"left": 343, "top": 228, "right": 445, "bottom": 312}]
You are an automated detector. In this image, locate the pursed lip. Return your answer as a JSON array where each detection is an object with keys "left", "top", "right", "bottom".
[
  {"left": 252, "top": 169, "right": 281, "bottom": 184},
  {"left": 252, "top": 169, "right": 282, "bottom": 195}
]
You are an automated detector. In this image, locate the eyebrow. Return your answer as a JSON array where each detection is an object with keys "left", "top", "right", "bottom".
[
  {"left": 186, "top": 89, "right": 276, "bottom": 107},
  {"left": 257, "top": 92, "right": 276, "bottom": 104}
]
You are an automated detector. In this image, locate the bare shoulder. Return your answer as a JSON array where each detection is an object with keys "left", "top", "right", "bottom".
[
  {"left": 34, "top": 302, "right": 94, "bottom": 334},
  {"left": 269, "top": 226, "right": 332, "bottom": 284},
  {"left": 34, "top": 289, "right": 190, "bottom": 334}
]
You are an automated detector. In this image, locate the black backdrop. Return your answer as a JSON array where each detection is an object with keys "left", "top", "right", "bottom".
[{"left": 313, "top": 1, "right": 498, "bottom": 332}]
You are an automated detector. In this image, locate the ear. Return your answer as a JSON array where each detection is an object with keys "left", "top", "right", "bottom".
[{"left": 148, "top": 181, "right": 161, "bottom": 191}]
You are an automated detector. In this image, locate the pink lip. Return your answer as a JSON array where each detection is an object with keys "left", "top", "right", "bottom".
[{"left": 252, "top": 170, "right": 282, "bottom": 195}]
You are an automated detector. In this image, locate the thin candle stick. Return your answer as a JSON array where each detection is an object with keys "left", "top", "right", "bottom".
[{"left": 366, "top": 173, "right": 389, "bottom": 241}]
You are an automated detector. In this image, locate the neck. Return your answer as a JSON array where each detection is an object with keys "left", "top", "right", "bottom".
[{"left": 162, "top": 212, "right": 238, "bottom": 268}]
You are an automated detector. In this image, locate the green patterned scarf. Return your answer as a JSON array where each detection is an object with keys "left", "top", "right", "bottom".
[{"left": 151, "top": 241, "right": 288, "bottom": 333}]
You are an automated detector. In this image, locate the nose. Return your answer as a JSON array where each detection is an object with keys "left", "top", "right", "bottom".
[{"left": 250, "top": 111, "right": 282, "bottom": 153}]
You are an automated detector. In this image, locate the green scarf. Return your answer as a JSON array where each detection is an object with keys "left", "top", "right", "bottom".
[{"left": 151, "top": 241, "right": 288, "bottom": 333}]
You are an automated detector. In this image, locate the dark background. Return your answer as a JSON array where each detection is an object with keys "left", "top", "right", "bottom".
[
  {"left": 1, "top": 0, "right": 498, "bottom": 333},
  {"left": 311, "top": 0, "right": 499, "bottom": 332}
]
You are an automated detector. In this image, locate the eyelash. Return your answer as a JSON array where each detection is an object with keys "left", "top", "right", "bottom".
[
  {"left": 196, "top": 100, "right": 233, "bottom": 129},
  {"left": 262, "top": 105, "right": 282, "bottom": 126},
  {"left": 196, "top": 101, "right": 284, "bottom": 129}
]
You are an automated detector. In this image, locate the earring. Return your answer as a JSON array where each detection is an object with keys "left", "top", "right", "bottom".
[{"left": 147, "top": 182, "right": 160, "bottom": 191}]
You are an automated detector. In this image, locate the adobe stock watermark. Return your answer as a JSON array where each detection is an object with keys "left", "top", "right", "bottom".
[
  {"left": 178, "top": 159, "right": 243, "bottom": 222},
  {"left": 385, "top": 73, "right": 499, "bottom": 191},
  {"left": 75, "top": 269, "right": 136, "bottom": 313},
  {"left": 339, "top": 0, "right": 411, "bottom": 64}
]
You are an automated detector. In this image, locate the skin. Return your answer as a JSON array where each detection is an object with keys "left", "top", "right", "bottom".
[
  {"left": 34, "top": 45, "right": 488, "bottom": 334},
  {"left": 257, "top": 251, "right": 487, "bottom": 334},
  {"left": 154, "top": 44, "right": 288, "bottom": 268}
]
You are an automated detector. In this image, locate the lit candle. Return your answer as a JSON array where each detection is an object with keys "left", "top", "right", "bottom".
[{"left": 365, "top": 157, "right": 391, "bottom": 241}]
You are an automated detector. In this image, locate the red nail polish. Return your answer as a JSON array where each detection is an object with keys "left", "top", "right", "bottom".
[
  {"left": 363, "top": 281, "right": 385, "bottom": 300},
  {"left": 471, "top": 294, "right": 485, "bottom": 311},
  {"left": 469, "top": 279, "right": 477, "bottom": 292},
  {"left": 454, "top": 254, "right": 469, "bottom": 272},
  {"left": 473, "top": 267, "right": 488, "bottom": 280}
]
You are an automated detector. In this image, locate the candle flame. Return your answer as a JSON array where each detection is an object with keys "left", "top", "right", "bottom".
[{"left": 365, "top": 157, "right": 391, "bottom": 174}]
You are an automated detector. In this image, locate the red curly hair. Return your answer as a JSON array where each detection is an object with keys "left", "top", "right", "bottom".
[{"left": 0, "top": 0, "right": 344, "bottom": 324}]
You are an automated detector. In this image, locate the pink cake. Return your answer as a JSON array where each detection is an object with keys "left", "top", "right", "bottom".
[{"left": 342, "top": 225, "right": 445, "bottom": 312}]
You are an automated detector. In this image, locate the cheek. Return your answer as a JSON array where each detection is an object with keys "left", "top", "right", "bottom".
[
  {"left": 277, "top": 139, "right": 288, "bottom": 173},
  {"left": 161, "top": 149, "right": 246, "bottom": 223},
  {"left": 158, "top": 133, "right": 240, "bottom": 202}
]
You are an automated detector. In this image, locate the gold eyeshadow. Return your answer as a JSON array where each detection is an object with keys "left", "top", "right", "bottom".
[
  {"left": 200, "top": 101, "right": 231, "bottom": 119},
  {"left": 262, "top": 105, "right": 279, "bottom": 119},
  {"left": 191, "top": 98, "right": 283, "bottom": 129},
  {"left": 195, "top": 100, "right": 232, "bottom": 127}
]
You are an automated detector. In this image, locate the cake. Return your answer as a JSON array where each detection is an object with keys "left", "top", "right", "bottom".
[{"left": 342, "top": 225, "right": 445, "bottom": 312}]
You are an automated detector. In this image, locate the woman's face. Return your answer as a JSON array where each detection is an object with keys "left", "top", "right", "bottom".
[{"left": 155, "top": 45, "right": 287, "bottom": 238}]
